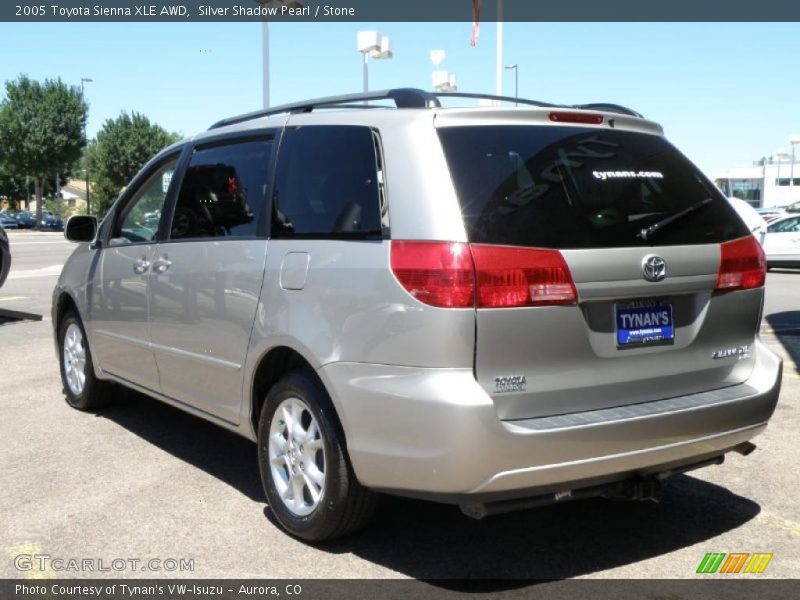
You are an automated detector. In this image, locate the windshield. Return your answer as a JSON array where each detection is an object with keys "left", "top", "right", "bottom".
[{"left": 438, "top": 126, "right": 748, "bottom": 249}]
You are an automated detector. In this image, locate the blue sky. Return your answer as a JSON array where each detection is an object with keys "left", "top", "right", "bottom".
[{"left": 1, "top": 22, "right": 798, "bottom": 176}]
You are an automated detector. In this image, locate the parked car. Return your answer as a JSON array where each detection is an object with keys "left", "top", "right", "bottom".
[
  {"left": 785, "top": 201, "right": 800, "bottom": 214},
  {"left": 0, "top": 212, "right": 18, "bottom": 230},
  {"left": 761, "top": 214, "right": 800, "bottom": 268},
  {"left": 54, "top": 88, "right": 782, "bottom": 541},
  {"left": 727, "top": 197, "right": 766, "bottom": 235},
  {"left": 12, "top": 210, "right": 37, "bottom": 229},
  {"left": 40, "top": 211, "right": 64, "bottom": 231},
  {"left": 756, "top": 207, "right": 788, "bottom": 223},
  {"left": 0, "top": 224, "right": 9, "bottom": 286},
  {"left": 140, "top": 209, "right": 161, "bottom": 230}
]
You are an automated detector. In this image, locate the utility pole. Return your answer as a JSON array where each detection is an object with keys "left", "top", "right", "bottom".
[
  {"left": 496, "top": 0, "right": 503, "bottom": 101},
  {"left": 505, "top": 63, "right": 518, "bottom": 105},
  {"left": 262, "top": 22, "right": 270, "bottom": 108},
  {"left": 80, "top": 78, "right": 93, "bottom": 215}
]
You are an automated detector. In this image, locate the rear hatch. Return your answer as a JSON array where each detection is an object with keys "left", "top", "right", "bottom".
[{"left": 437, "top": 120, "right": 764, "bottom": 420}]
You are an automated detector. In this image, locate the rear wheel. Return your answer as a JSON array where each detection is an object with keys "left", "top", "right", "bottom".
[
  {"left": 257, "top": 370, "right": 376, "bottom": 541},
  {"left": 59, "top": 310, "right": 112, "bottom": 410}
]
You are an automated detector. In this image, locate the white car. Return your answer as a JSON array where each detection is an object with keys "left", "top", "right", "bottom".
[
  {"left": 762, "top": 214, "right": 800, "bottom": 268},
  {"left": 727, "top": 197, "right": 766, "bottom": 235}
]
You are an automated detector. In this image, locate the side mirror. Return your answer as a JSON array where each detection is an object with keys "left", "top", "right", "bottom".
[{"left": 64, "top": 215, "right": 98, "bottom": 243}]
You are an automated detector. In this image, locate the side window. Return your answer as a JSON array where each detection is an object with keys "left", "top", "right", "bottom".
[
  {"left": 115, "top": 159, "right": 177, "bottom": 243},
  {"left": 768, "top": 217, "right": 800, "bottom": 233},
  {"left": 169, "top": 139, "right": 274, "bottom": 240},
  {"left": 272, "top": 126, "right": 383, "bottom": 237}
]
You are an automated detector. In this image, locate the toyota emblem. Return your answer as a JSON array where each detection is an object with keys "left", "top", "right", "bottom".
[{"left": 642, "top": 255, "right": 667, "bottom": 282}]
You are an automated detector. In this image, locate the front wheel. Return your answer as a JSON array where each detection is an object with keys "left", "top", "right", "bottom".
[
  {"left": 59, "top": 310, "right": 112, "bottom": 410},
  {"left": 257, "top": 370, "right": 376, "bottom": 541}
]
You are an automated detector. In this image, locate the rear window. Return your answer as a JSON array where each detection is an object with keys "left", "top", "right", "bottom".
[{"left": 438, "top": 126, "right": 748, "bottom": 248}]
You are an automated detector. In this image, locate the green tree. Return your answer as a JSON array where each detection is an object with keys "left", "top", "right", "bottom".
[
  {"left": 0, "top": 164, "right": 28, "bottom": 207},
  {"left": 89, "top": 112, "right": 180, "bottom": 216},
  {"left": 0, "top": 75, "right": 87, "bottom": 228}
]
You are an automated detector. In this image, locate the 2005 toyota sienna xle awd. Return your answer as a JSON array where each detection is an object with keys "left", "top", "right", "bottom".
[{"left": 54, "top": 88, "right": 782, "bottom": 541}]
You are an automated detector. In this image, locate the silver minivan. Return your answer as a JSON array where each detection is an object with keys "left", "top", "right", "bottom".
[{"left": 54, "top": 89, "right": 782, "bottom": 541}]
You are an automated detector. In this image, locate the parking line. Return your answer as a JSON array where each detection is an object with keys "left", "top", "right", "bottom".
[
  {"left": 9, "top": 241, "right": 71, "bottom": 246},
  {"left": 6, "top": 266, "right": 63, "bottom": 280}
]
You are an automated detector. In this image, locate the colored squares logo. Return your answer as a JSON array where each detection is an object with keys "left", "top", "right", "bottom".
[{"left": 697, "top": 552, "right": 773, "bottom": 574}]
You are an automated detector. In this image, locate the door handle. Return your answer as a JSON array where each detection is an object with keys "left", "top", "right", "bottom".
[
  {"left": 152, "top": 257, "right": 172, "bottom": 274},
  {"left": 133, "top": 258, "right": 151, "bottom": 274}
]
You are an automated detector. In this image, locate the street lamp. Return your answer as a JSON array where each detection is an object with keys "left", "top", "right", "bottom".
[
  {"left": 430, "top": 50, "right": 457, "bottom": 93},
  {"left": 774, "top": 148, "right": 790, "bottom": 198},
  {"left": 790, "top": 134, "right": 800, "bottom": 188},
  {"left": 505, "top": 64, "right": 518, "bottom": 105},
  {"left": 80, "top": 77, "right": 93, "bottom": 215},
  {"left": 357, "top": 30, "right": 393, "bottom": 95},
  {"left": 255, "top": 1, "right": 303, "bottom": 109}
]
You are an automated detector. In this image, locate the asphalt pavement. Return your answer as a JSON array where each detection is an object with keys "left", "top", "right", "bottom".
[{"left": 1, "top": 230, "right": 798, "bottom": 581}]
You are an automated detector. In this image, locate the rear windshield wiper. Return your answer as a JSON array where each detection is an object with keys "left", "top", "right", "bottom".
[{"left": 639, "top": 197, "right": 713, "bottom": 242}]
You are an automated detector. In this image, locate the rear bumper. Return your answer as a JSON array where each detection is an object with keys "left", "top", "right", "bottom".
[{"left": 318, "top": 338, "right": 782, "bottom": 500}]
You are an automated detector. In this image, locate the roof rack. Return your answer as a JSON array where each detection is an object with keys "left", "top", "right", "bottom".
[
  {"left": 208, "top": 87, "right": 643, "bottom": 130},
  {"left": 435, "top": 91, "right": 559, "bottom": 109},
  {"left": 208, "top": 88, "right": 440, "bottom": 129},
  {"left": 572, "top": 103, "right": 643, "bottom": 118}
]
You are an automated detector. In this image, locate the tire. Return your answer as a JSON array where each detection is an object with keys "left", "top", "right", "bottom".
[
  {"left": 257, "top": 370, "right": 376, "bottom": 541},
  {"left": 58, "top": 309, "right": 112, "bottom": 411}
]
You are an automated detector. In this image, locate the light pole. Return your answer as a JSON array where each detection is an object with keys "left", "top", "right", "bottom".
[
  {"left": 496, "top": 0, "right": 503, "bottom": 100},
  {"left": 80, "top": 77, "right": 93, "bottom": 215},
  {"left": 430, "top": 50, "right": 458, "bottom": 92},
  {"left": 505, "top": 63, "right": 518, "bottom": 105},
  {"left": 357, "top": 30, "right": 393, "bottom": 96},
  {"left": 262, "top": 22, "right": 269, "bottom": 108},
  {"left": 775, "top": 149, "right": 788, "bottom": 180},
  {"left": 790, "top": 134, "right": 800, "bottom": 189}
]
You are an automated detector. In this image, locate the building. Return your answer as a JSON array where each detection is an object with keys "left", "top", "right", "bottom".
[{"left": 715, "top": 159, "right": 800, "bottom": 209}]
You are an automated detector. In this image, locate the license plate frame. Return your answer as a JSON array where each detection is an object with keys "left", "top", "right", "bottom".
[{"left": 615, "top": 299, "right": 674, "bottom": 347}]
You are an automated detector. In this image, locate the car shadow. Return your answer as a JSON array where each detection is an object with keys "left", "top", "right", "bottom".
[
  {"left": 101, "top": 388, "right": 760, "bottom": 584},
  {"left": 0, "top": 308, "right": 42, "bottom": 326},
  {"left": 766, "top": 311, "right": 800, "bottom": 375},
  {"left": 99, "top": 388, "right": 264, "bottom": 502},
  {"left": 319, "top": 476, "right": 759, "bottom": 583}
]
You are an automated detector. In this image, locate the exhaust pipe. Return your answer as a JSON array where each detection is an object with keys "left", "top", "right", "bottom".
[
  {"left": 603, "top": 477, "right": 664, "bottom": 503},
  {"left": 733, "top": 441, "right": 757, "bottom": 456},
  {"left": 459, "top": 449, "right": 746, "bottom": 520}
]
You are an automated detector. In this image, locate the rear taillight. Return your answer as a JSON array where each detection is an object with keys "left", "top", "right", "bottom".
[
  {"left": 715, "top": 235, "right": 766, "bottom": 292},
  {"left": 390, "top": 241, "right": 475, "bottom": 308},
  {"left": 471, "top": 244, "right": 577, "bottom": 307},
  {"left": 390, "top": 241, "right": 577, "bottom": 308}
]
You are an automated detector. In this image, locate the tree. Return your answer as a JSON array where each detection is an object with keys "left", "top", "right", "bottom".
[
  {"left": 0, "top": 75, "right": 86, "bottom": 228},
  {"left": 0, "top": 164, "right": 28, "bottom": 208},
  {"left": 89, "top": 112, "right": 180, "bottom": 216}
]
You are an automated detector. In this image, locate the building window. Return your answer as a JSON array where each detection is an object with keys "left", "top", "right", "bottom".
[
  {"left": 775, "top": 178, "right": 800, "bottom": 187},
  {"left": 717, "top": 178, "right": 761, "bottom": 203}
]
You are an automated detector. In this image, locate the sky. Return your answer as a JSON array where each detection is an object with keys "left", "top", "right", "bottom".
[{"left": 1, "top": 21, "right": 799, "bottom": 177}]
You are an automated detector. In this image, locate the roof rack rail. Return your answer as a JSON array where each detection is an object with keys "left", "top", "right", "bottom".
[
  {"left": 434, "top": 93, "right": 644, "bottom": 117},
  {"left": 572, "top": 103, "right": 643, "bottom": 118},
  {"left": 208, "top": 88, "right": 440, "bottom": 129},
  {"left": 208, "top": 87, "right": 644, "bottom": 130},
  {"left": 434, "top": 91, "right": 559, "bottom": 109}
]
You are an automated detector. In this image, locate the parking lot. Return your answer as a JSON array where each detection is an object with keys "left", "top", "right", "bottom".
[{"left": 1, "top": 230, "right": 798, "bottom": 580}]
